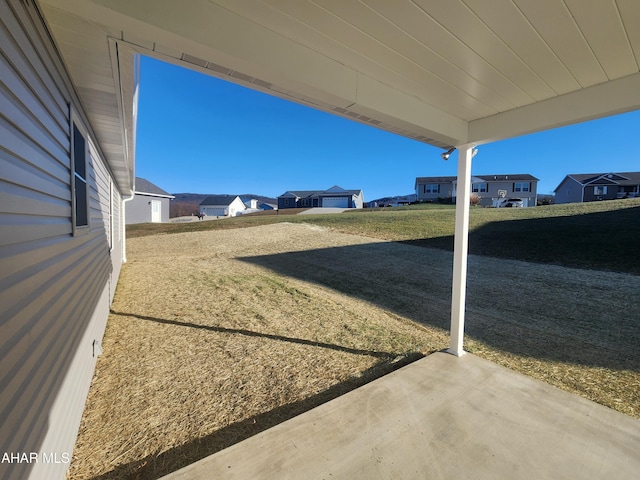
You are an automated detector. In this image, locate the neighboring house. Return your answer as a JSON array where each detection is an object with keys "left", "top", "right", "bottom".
[
  {"left": 554, "top": 172, "right": 640, "bottom": 204},
  {"left": 259, "top": 203, "right": 277, "bottom": 210},
  {"left": 367, "top": 194, "right": 417, "bottom": 208},
  {"left": 278, "top": 185, "right": 365, "bottom": 209},
  {"left": 126, "top": 177, "right": 174, "bottom": 224},
  {"left": 200, "top": 195, "right": 247, "bottom": 217},
  {"left": 1, "top": 3, "right": 132, "bottom": 478},
  {"left": 239, "top": 197, "right": 261, "bottom": 215},
  {"left": 241, "top": 197, "right": 258, "bottom": 209},
  {"left": 415, "top": 174, "right": 539, "bottom": 207},
  {"left": 394, "top": 194, "right": 417, "bottom": 206}
]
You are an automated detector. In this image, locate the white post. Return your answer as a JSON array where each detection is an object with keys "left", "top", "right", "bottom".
[{"left": 447, "top": 144, "right": 473, "bottom": 357}]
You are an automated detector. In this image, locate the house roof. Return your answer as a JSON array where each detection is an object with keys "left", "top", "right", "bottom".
[
  {"left": 475, "top": 174, "right": 539, "bottom": 182},
  {"left": 200, "top": 195, "right": 242, "bottom": 206},
  {"left": 566, "top": 172, "right": 640, "bottom": 186},
  {"left": 278, "top": 187, "right": 362, "bottom": 199},
  {"left": 416, "top": 174, "right": 538, "bottom": 185},
  {"left": 280, "top": 191, "right": 319, "bottom": 199},
  {"left": 134, "top": 177, "right": 174, "bottom": 198},
  {"left": 39, "top": 0, "right": 640, "bottom": 199},
  {"left": 415, "top": 176, "right": 457, "bottom": 184}
]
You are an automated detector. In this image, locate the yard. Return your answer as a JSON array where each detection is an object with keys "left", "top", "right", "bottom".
[{"left": 69, "top": 200, "right": 640, "bottom": 479}]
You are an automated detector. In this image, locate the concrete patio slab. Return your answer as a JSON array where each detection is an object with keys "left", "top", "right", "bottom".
[{"left": 164, "top": 352, "right": 640, "bottom": 479}]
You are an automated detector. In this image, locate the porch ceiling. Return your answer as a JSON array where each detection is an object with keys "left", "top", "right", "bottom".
[{"left": 39, "top": 0, "right": 640, "bottom": 192}]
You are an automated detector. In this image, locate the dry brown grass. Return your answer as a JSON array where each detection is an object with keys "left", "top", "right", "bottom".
[
  {"left": 68, "top": 222, "right": 640, "bottom": 479},
  {"left": 68, "top": 224, "right": 449, "bottom": 479}
]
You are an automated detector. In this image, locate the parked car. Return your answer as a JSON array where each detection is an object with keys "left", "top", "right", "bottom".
[{"left": 499, "top": 198, "right": 523, "bottom": 208}]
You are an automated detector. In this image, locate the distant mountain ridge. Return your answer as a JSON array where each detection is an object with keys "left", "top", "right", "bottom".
[{"left": 170, "top": 193, "right": 277, "bottom": 217}]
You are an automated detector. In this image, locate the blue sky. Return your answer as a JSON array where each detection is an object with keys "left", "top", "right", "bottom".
[{"left": 136, "top": 56, "right": 639, "bottom": 201}]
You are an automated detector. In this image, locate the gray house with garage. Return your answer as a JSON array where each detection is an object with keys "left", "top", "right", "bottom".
[
  {"left": 125, "top": 177, "right": 174, "bottom": 224},
  {"left": 278, "top": 185, "right": 364, "bottom": 209}
]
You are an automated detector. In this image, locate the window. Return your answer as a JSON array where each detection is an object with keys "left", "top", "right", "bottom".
[
  {"left": 108, "top": 179, "right": 114, "bottom": 249},
  {"left": 283, "top": 198, "right": 290, "bottom": 206},
  {"left": 72, "top": 122, "right": 89, "bottom": 230},
  {"left": 514, "top": 182, "right": 530, "bottom": 192},
  {"left": 472, "top": 183, "right": 487, "bottom": 193},
  {"left": 594, "top": 186, "right": 608, "bottom": 195},
  {"left": 424, "top": 184, "right": 439, "bottom": 194}
]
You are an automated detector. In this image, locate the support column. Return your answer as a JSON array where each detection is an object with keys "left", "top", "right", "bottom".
[{"left": 447, "top": 144, "right": 474, "bottom": 357}]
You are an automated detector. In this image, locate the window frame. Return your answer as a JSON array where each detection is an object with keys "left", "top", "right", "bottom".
[
  {"left": 472, "top": 183, "right": 487, "bottom": 193},
  {"left": 594, "top": 185, "right": 608, "bottom": 195},
  {"left": 424, "top": 184, "right": 440, "bottom": 194},
  {"left": 70, "top": 113, "right": 90, "bottom": 235},
  {"left": 514, "top": 182, "right": 531, "bottom": 193}
]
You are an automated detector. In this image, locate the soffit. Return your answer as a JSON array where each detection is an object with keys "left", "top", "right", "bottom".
[{"left": 39, "top": 0, "right": 640, "bottom": 176}]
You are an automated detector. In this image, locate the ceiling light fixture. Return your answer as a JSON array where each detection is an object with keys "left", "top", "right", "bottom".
[{"left": 441, "top": 147, "right": 456, "bottom": 161}]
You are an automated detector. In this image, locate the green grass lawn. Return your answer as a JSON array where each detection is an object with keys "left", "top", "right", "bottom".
[{"left": 128, "top": 198, "right": 640, "bottom": 275}]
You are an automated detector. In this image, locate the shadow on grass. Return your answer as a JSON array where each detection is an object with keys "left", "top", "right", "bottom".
[
  {"left": 110, "top": 310, "right": 394, "bottom": 359},
  {"left": 237, "top": 236, "right": 640, "bottom": 373},
  {"left": 89, "top": 312, "right": 424, "bottom": 479},
  {"left": 402, "top": 205, "right": 640, "bottom": 275}
]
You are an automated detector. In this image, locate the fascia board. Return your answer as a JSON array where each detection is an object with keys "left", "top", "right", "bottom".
[{"left": 469, "top": 72, "right": 640, "bottom": 145}]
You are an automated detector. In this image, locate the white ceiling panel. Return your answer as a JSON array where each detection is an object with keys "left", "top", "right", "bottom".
[
  {"left": 462, "top": 0, "right": 580, "bottom": 95},
  {"left": 618, "top": 0, "right": 640, "bottom": 63},
  {"left": 512, "top": 0, "right": 607, "bottom": 88},
  {"left": 363, "top": 0, "right": 533, "bottom": 109},
  {"left": 411, "top": 0, "right": 556, "bottom": 101},
  {"left": 564, "top": 0, "right": 637, "bottom": 80}
]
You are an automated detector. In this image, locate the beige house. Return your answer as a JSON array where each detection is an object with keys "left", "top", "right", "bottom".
[{"left": 416, "top": 174, "right": 539, "bottom": 207}]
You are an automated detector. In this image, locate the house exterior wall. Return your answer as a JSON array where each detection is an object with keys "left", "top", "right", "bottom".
[
  {"left": 227, "top": 196, "right": 246, "bottom": 216},
  {"left": 0, "top": 1, "right": 124, "bottom": 478},
  {"left": 417, "top": 178, "right": 538, "bottom": 206},
  {"left": 278, "top": 196, "right": 297, "bottom": 209},
  {"left": 126, "top": 194, "right": 171, "bottom": 224},
  {"left": 478, "top": 180, "right": 538, "bottom": 207},
  {"left": 554, "top": 177, "right": 584, "bottom": 204},
  {"left": 582, "top": 184, "right": 619, "bottom": 202},
  {"left": 415, "top": 182, "right": 454, "bottom": 202}
]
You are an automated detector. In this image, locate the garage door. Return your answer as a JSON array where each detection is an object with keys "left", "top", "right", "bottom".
[
  {"left": 322, "top": 197, "right": 349, "bottom": 208},
  {"left": 203, "top": 207, "right": 226, "bottom": 216}
]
